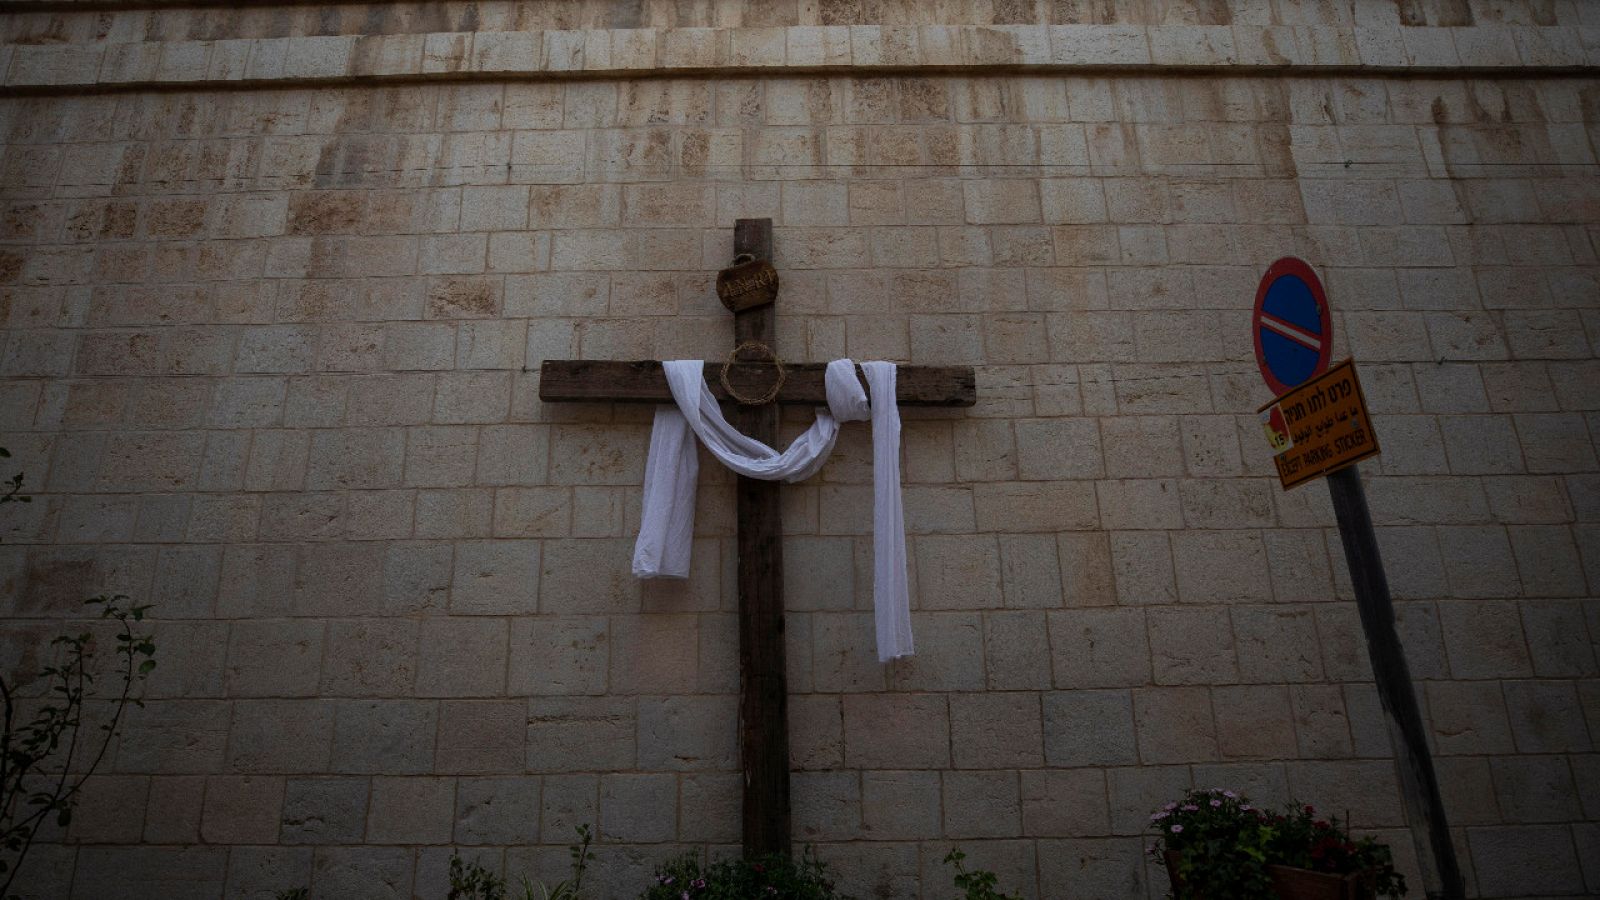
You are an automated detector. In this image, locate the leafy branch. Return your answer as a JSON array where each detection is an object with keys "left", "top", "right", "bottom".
[{"left": 0, "top": 596, "right": 156, "bottom": 897}]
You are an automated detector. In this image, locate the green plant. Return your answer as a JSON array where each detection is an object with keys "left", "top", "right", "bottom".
[
  {"left": 1264, "top": 804, "right": 1407, "bottom": 898},
  {"left": 449, "top": 854, "right": 506, "bottom": 900},
  {"left": 0, "top": 448, "right": 28, "bottom": 508},
  {"left": 1149, "top": 788, "right": 1274, "bottom": 899},
  {"left": 943, "top": 848, "right": 1022, "bottom": 900},
  {"left": 0, "top": 595, "right": 156, "bottom": 899},
  {"left": 519, "top": 824, "right": 594, "bottom": 900},
  {"left": 1149, "top": 789, "right": 1407, "bottom": 900},
  {"left": 637, "top": 847, "right": 848, "bottom": 900}
]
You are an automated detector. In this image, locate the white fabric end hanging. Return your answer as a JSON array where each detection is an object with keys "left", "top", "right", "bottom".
[{"left": 632, "top": 358, "right": 913, "bottom": 662}]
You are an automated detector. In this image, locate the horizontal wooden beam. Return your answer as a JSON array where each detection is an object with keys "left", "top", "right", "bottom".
[{"left": 538, "top": 360, "right": 976, "bottom": 407}]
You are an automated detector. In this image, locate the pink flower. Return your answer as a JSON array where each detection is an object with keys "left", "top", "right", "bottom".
[
  {"left": 1210, "top": 799, "right": 1222, "bottom": 807},
  {"left": 1171, "top": 824, "right": 1184, "bottom": 833},
  {"left": 1181, "top": 804, "right": 1198, "bottom": 812},
  {"left": 1223, "top": 790, "right": 1237, "bottom": 799}
]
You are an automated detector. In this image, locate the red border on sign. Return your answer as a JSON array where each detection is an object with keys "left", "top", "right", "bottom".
[{"left": 1252, "top": 256, "right": 1333, "bottom": 397}]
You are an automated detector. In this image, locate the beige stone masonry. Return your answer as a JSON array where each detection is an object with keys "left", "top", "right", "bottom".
[{"left": 4, "top": 23, "right": 1598, "bottom": 89}]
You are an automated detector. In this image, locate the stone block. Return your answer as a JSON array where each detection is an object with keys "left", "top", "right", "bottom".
[
  {"left": 457, "top": 775, "right": 544, "bottom": 845},
  {"left": 416, "top": 617, "right": 507, "bottom": 697},
  {"left": 329, "top": 700, "right": 437, "bottom": 775},
  {"left": 281, "top": 777, "right": 369, "bottom": 844},
  {"left": 319, "top": 620, "right": 417, "bottom": 697},
  {"left": 70, "top": 847, "right": 227, "bottom": 900},
  {"left": 1107, "top": 765, "right": 1192, "bottom": 836},
  {"left": 679, "top": 773, "right": 740, "bottom": 843},
  {"left": 789, "top": 694, "right": 843, "bottom": 771},
  {"left": 1285, "top": 760, "right": 1404, "bottom": 827},
  {"left": 1521, "top": 599, "right": 1598, "bottom": 677},
  {"left": 367, "top": 777, "right": 455, "bottom": 844},
  {"left": 1425, "top": 681, "right": 1514, "bottom": 755},
  {"left": 1518, "top": 412, "right": 1598, "bottom": 473},
  {"left": 310, "top": 847, "right": 414, "bottom": 900},
  {"left": 541, "top": 538, "right": 642, "bottom": 613},
  {"left": 304, "top": 428, "right": 403, "bottom": 490},
  {"left": 1147, "top": 606, "right": 1238, "bottom": 684},
  {"left": 294, "top": 542, "right": 386, "bottom": 616},
  {"left": 860, "top": 771, "right": 939, "bottom": 840},
  {"left": 793, "top": 771, "right": 860, "bottom": 842},
  {"left": 528, "top": 697, "right": 636, "bottom": 772},
  {"left": 887, "top": 612, "right": 985, "bottom": 693},
  {"left": 842, "top": 694, "right": 950, "bottom": 768},
  {"left": 437, "top": 700, "right": 525, "bottom": 774},
  {"left": 404, "top": 426, "right": 478, "bottom": 488},
  {"left": 1232, "top": 605, "right": 1324, "bottom": 682},
  {"left": 1438, "top": 599, "right": 1533, "bottom": 678},
  {"left": 225, "top": 620, "right": 324, "bottom": 697},
  {"left": 1288, "top": 685, "right": 1354, "bottom": 758},
  {"left": 1037, "top": 837, "right": 1147, "bottom": 899},
  {"left": 1490, "top": 755, "right": 1581, "bottom": 824},
  {"left": 1048, "top": 608, "right": 1150, "bottom": 688},
  {"left": 1468, "top": 825, "right": 1584, "bottom": 897},
  {"left": 541, "top": 773, "right": 599, "bottom": 840},
  {"left": 227, "top": 699, "right": 336, "bottom": 774},
  {"left": 508, "top": 615, "right": 608, "bottom": 696},
  {"left": 1044, "top": 690, "right": 1137, "bottom": 767},
  {"left": 944, "top": 770, "right": 1022, "bottom": 839},
  {"left": 68, "top": 775, "right": 147, "bottom": 843},
  {"left": 1133, "top": 687, "right": 1218, "bottom": 764},
  {"left": 599, "top": 774, "right": 676, "bottom": 843},
  {"left": 637, "top": 695, "right": 737, "bottom": 771},
  {"left": 1432, "top": 757, "right": 1500, "bottom": 827},
  {"left": 1213, "top": 685, "right": 1297, "bottom": 760},
  {"left": 974, "top": 482, "right": 1099, "bottom": 532},
  {"left": 1509, "top": 525, "right": 1587, "bottom": 598},
  {"left": 200, "top": 775, "right": 284, "bottom": 844},
  {"left": 224, "top": 847, "right": 313, "bottom": 900},
  {"left": 451, "top": 540, "right": 540, "bottom": 614},
  {"left": 983, "top": 611, "right": 1052, "bottom": 690},
  {"left": 911, "top": 534, "right": 1000, "bottom": 610},
  {"left": 608, "top": 614, "right": 698, "bottom": 694},
  {"left": 951, "top": 692, "right": 1043, "bottom": 768},
  {"left": 1021, "top": 769, "right": 1110, "bottom": 838},
  {"left": 1109, "top": 531, "right": 1177, "bottom": 605},
  {"left": 143, "top": 775, "right": 205, "bottom": 843},
  {"left": 1096, "top": 479, "right": 1183, "bottom": 531},
  {"left": 1015, "top": 417, "right": 1103, "bottom": 479},
  {"left": 382, "top": 541, "right": 452, "bottom": 614},
  {"left": 995, "top": 533, "right": 1061, "bottom": 609},
  {"left": 1171, "top": 530, "right": 1271, "bottom": 603},
  {"left": 1504, "top": 680, "right": 1592, "bottom": 753}
]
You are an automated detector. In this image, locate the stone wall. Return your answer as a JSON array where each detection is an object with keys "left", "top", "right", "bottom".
[{"left": 0, "top": 1, "right": 1597, "bottom": 897}]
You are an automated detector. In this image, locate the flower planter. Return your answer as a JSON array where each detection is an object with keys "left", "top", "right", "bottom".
[
  {"left": 1164, "top": 852, "right": 1377, "bottom": 900},
  {"left": 1266, "top": 864, "right": 1378, "bottom": 900}
]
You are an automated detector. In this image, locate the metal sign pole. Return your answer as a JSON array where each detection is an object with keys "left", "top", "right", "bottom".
[{"left": 1325, "top": 465, "right": 1464, "bottom": 900}]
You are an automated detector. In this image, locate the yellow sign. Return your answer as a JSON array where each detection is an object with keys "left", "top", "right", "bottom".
[{"left": 1258, "top": 359, "right": 1380, "bottom": 490}]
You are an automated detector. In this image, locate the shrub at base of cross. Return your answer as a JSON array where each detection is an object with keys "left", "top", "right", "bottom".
[{"left": 1152, "top": 788, "right": 1408, "bottom": 900}]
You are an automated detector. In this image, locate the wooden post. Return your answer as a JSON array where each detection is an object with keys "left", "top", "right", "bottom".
[
  {"left": 731, "top": 218, "right": 790, "bottom": 858},
  {"left": 1325, "top": 466, "right": 1464, "bottom": 900}
]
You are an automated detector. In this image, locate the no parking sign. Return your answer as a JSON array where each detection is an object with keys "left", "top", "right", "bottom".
[{"left": 1252, "top": 257, "right": 1332, "bottom": 396}]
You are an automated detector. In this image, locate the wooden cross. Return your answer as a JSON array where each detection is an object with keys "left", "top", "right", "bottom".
[{"left": 539, "top": 218, "right": 976, "bottom": 857}]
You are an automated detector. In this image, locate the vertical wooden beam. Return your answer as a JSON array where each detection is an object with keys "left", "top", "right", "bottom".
[
  {"left": 1326, "top": 466, "right": 1463, "bottom": 900},
  {"left": 731, "top": 218, "right": 790, "bottom": 858}
]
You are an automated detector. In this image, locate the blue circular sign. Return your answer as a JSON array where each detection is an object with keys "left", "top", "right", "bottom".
[{"left": 1253, "top": 257, "right": 1332, "bottom": 395}]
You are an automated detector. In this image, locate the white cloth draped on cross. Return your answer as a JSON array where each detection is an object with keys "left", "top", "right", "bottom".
[{"left": 632, "top": 358, "right": 913, "bottom": 662}]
